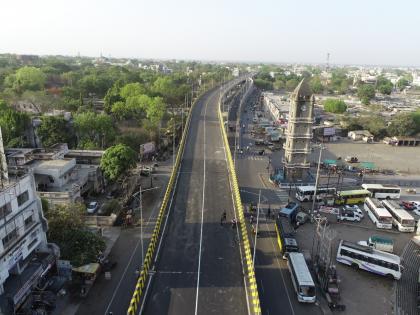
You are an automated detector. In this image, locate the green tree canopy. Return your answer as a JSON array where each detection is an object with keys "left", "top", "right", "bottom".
[
  {"left": 397, "top": 78, "right": 410, "bottom": 91},
  {"left": 100, "top": 144, "right": 137, "bottom": 181},
  {"left": 323, "top": 99, "right": 347, "bottom": 113},
  {"left": 273, "top": 79, "right": 285, "bottom": 90},
  {"left": 253, "top": 79, "right": 273, "bottom": 90},
  {"left": 6, "top": 66, "right": 46, "bottom": 93},
  {"left": 388, "top": 113, "right": 417, "bottom": 136},
  {"left": 285, "top": 79, "right": 299, "bottom": 91},
  {"left": 0, "top": 103, "right": 30, "bottom": 147},
  {"left": 45, "top": 203, "right": 105, "bottom": 267},
  {"left": 357, "top": 84, "right": 376, "bottom": 105},
  {"left": 73, "top": 111, "right": 115, "bottom": 149},
  {"left": 120, "top": 82, "right": 147, "bottom": 99},
  {"left": 310, "top": 76, "right": 324, "bottom": 94},
  {"left": 38, "top": 116, "right": 74, "bottom": 147},
  {"left": 376, "top": 76, "right": 393, "bottom": 95}
]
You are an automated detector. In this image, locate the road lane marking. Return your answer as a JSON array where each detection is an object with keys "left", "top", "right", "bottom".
[{"left": 195, "top": 92, "right": 213, "bottom": 315}]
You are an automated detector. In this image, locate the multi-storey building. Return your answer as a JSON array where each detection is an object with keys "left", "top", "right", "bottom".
[
  {"left": 283, "top": 79, "right": 314, "bottom": 181},
  {"left": 0, "top": 173, "right": 59, "bottom": 313}
]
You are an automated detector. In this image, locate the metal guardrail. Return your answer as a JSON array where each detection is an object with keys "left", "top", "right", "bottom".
[
  {"left": 126, "top": 90, "right": 199, "bottom": 315},
  {"left": 217, "top": 86, "right": 262, "bottom": 315}
]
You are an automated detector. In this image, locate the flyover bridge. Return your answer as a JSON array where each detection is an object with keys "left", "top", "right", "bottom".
[{"left": 128, "top": 80, "right": 259, "bottom": 315}]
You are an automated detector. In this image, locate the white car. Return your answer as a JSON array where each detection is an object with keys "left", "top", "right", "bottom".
[
  {"left": 337, "top": 209, "right": 361, "bottom": 222},
  {"left": 87, "top": 201, "right": 99, "bottom": 214},
  {"left": 409, "top": 201, "right": 420, "bottom": 210},
  {"left": 344, "top": 205, "right": 364, "bottom": 218}
]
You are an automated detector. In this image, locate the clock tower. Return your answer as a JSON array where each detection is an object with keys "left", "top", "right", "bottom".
[{"left": 283, "top": 78, "right": 314, "bottom": 181}]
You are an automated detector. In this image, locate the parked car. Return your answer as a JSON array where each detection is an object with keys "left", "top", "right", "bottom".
[
  {"left": 344, "top": 204, "right": 364, "bottom": 218},
  {"left": 87, "top": 201, "right": 99, "bottom": 214},
  {"left": 410, "top": 201, "right": 420, "bottom": 210},
  {"left": 400, "top": 201, "right": 416, "bottom": 211},
  {"left": 345, "top": 156, "right": 359, "bottom": 163},
  {"left": 337, "top": 209, "right": 361, "bottom": 222}
]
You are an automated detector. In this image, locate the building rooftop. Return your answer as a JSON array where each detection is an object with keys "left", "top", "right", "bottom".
[{"left": 35, "top": 159, "right": 73, "bottom": 171}]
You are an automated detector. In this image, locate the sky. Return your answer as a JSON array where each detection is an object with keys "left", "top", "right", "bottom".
[{"left": 0, "top": 0, "right": 419, "bottom": 66}]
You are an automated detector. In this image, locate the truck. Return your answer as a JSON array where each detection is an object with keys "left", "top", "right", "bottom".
[
  {"left": 357, "top": 235, "right": 394, "bottom": 253},
  {"left": 275, "top": 216, "right": 299, "bottom": 259}
]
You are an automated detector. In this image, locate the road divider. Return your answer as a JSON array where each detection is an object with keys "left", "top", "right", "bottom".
[{"left": 217, "top": 89, "right": 262, "bottom": 315}]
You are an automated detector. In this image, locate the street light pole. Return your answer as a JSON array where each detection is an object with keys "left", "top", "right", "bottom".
[
  {"left": 311, "top": 145, "right": 324, "bottom": 219},
  {"left": 139, "top": 184, "right": 144, "bottom": 264}
]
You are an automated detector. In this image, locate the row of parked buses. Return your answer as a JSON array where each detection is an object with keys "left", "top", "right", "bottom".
[
  {"left": 275, "top": 216, "right": 316, "bottom": 304},
  {"left": 365, "top": 197, "right": 416, "bottom": 232},
  {"left": 295, "top": 183, "right": 401, "bottom": 204}
]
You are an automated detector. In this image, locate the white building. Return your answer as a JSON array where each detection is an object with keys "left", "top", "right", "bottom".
[
  {"left": 412, "top": 72, "right": 420, "bottom": 87},
  {"left": 0, "top": 174, "right": 59, "bottom": 313},
  {"left": 262, "top": 92, "right": 290, "bottom": 124}
]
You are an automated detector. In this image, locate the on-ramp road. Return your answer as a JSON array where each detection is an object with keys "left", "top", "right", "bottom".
[{"left": 142, "top": 86, "right": 249, "bottom": 315}]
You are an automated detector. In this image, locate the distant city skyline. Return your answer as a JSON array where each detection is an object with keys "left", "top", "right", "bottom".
[{"left": 1, "top": 0, "right": 419, "bottom": 67}]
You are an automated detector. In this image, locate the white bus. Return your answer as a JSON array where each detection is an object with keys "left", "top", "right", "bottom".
[
  {"left": 364, "top": 197, "right": 393, "bottom": 229},
  {"left": 336, "top": 240, "right": 402, "bottom": 280},
  {"left": 287, "top": 252, "right": 316, "bottom": 303},
  {"left": 361, "top": 184, "right": 401, "bottom": 199},
  {"left": 382, "top": 200, "right": 415, "bottom": 232},
  {"left": 295, "top": 186, "right": 336, "bottom": 202}
]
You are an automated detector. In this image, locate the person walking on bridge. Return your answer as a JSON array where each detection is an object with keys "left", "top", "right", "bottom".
[{"left": 220, "top": 211, "right": 227, "bottom": 226}]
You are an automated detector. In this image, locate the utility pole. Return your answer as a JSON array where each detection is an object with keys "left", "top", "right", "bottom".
[
  {"left": 139, "top": 184, "right": 144, "bottom": 265},
  {"left": 172, "top": 107, "right": 175, "bottom": 167},
  {"left": 311, "top": 145, "right": 323, "bottom": 219},
  {"left": 253, "top": 190, "right": 261, "bottom": 267}
]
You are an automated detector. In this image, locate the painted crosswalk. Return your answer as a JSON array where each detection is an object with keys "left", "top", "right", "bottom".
[
  {"left": 273, "top": 189, "right": 289, "bottom": 202},
  {"left": 238, "top": 155, "right": 266, "bottom": 161}
]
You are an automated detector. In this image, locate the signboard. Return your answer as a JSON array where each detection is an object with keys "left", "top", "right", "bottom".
[
  {"left": 323, "top": 127, "right": 336, "bottom": 136},
  {"left": 140, "top": 142, "right": 156, "bottom": 155}
]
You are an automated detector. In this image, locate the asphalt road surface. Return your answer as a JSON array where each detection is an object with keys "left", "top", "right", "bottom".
[
  {"left": 234, "top": 91, "right": 323, "bottom": 315},
  {"left": 142, "top": 87, "right": 248, "bottom": 315}
]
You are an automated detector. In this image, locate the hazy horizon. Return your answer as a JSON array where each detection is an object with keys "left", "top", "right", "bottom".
[{"left": 1, "top": 0, "right": 419, "bottom": 67}]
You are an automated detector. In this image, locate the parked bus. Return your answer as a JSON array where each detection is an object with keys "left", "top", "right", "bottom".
[
  {"left": 336, "top": 240, "right": 402, "bottom": 280},
  {"left": 361, "top": 184, "right": 401, "bottom": 199},
  {"left": 287, "top": 252, "right": 316, "bottom": 303},
  {"left": 335, "top": 189, "right": 371, "bottom": 205},
  {"left": 364, "top": 197, "right": 393, "bottom": 229},
  {"left": 295, "top": 186, "right": 336, "bottom": 202},
  {"left": 382, "top": 200, "right": 415, "bottom": 232},
  {"left": 275, "top": 217, "right": 299, "bottom": 258}
]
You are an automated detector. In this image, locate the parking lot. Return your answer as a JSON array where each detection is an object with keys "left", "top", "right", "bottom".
[
  {"left": 297, "top": 201, "right": 416, "bottom": 315},
  {"left": 312, "top": 140, "right": 420, "bottom": 175}
]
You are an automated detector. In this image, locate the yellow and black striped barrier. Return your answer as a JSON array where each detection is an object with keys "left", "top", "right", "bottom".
[
  {"left": 217, "top": 95, "right": 262, "bottom": 315},
  {"left": 127, "top": 91, "right": 199, "bottom": 315}
]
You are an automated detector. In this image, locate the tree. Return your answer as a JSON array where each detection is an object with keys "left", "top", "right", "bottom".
[
  {"left": 285, "top": 79, "right": 299, "bottom": 91},
  {"left": 253, "top": 79, "right": 273, "bottom": 90},
  {"left": 323, "top": 99, "right": 347, "bottom": 113},
  {"left": 37, "top": 116, "right": 73, "bottom": 147},
  {"left": 120, "top": 82, "right": 147, "bottom": 99},
  {"left": 310, "top": 76, "right": 324, "bottom": 94},
  {"left": 100, "top": 144, "right": 137, "bottom": 181},
  {"left": 397, "top": 78, "right": 409, "bottom": 91},
  {"left": 146, "top": 97, "right": 166, "bottom": 125},
  {"left": 45, "top": 203, "right": 105, "bottom": 267},
  {"left": 73, "top": 111, "right": 115, "bottom": 149},
  {"left": 7, "top": 66, "right": 46, "bottom": 93},
  {"left": 357, "top": 84, "right": 375, "bottom": 105},
  {"left": 376, "top": 76, "right": 393, "bottom": 95},
  {"left": 0, "top": 104, "right": 31, "bottom": 147},
  {"left": 388, "top": 113, "right": 417, "bottom": 136},
  {"left": 273, "top": 79, "right": 285, "bottom": 90}
]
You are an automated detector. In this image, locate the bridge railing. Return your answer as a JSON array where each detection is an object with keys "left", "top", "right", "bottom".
[{"left": 217, "top": 81, "right": 262, "bottom": 315}]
